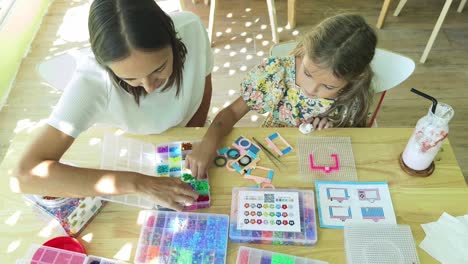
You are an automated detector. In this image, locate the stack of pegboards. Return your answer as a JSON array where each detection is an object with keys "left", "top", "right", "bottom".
[
  {"left": 100, "top": 134, "right": 210, "bottom": 210},
  {"left": 16, "top": 244, "right": 127, "bottom": 264},
  {"left": 23, "top": 195, "right": 104, "bottom": 237},
  {"left": 135, "top": 210, "right": 229, "bottom": 264},
  {"left": 229, "top": 188, "right": 317, "bottom": 246},
  {"left": 236, "top": 246, "right": 328, "bottom": 264}
]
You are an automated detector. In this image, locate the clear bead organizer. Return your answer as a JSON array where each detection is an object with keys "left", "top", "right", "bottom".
[
  {"left": 100, "top": 134, "right": 210, "bottom": 210},
  {"left": 236, "top": 246, "right": 329, "bottom": 264},
  {"left": 230, "top": 188, "right": 318, "bottom": 246},
  {"left": 134, "top": 210, "right": 229, "bottom": 264}
]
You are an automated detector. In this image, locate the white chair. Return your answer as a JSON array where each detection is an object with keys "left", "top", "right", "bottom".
[
  {"left": 37, "top": 0, "right": 183, "bottom": 91},
  {"left": 377, "top": 0, "right": 466, "bottom": 63},
  {"left": 269, "top": 41, "right": 416, "bottom": 127},
  {"left": 37, "top": 47, "right": 92, "bottom": 91}
]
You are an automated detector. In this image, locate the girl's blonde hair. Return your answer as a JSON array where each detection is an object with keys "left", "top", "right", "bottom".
[{"left": 292, "top": 14, "right": 377, "bottom": 127}]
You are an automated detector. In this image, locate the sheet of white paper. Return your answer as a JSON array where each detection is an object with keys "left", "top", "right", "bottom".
[
  {"left": 420, "top": 213, "right": 468, "bottom": 263},
  {"left": 315, "top": 181, "right": 396, "bottom": 228}
]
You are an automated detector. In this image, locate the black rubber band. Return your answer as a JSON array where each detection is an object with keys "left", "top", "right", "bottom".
[
  {"left": 239, "top": 156, "right": 252, "bottom": 166},
  {"left": 214, "top": 156, "right": 227, "bottom": 167}
]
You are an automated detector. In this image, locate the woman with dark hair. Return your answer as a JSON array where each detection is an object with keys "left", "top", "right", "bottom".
[{"left": 14, "top": 0, "right": 213, "bottom": 211}]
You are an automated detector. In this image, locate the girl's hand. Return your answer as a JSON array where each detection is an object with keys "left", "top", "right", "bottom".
[
  {"left": 185, "top": 141, "right": 217, "bottom": 179},
  {"left": 135, "top": 175, "right": 199, "bottom": 211},
  {"left": 309, "top": 117, "right": 333, "bottom": 130}
]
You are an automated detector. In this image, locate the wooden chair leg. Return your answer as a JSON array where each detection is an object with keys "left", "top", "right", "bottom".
[
  {"left": 266, "top": 0, "right": 279, "bottom": 43},
  {"left": 420, "top": 0, "right": 453, "bottom": 63},
  {"left": 393, "top": 0, "right": 408, "bottom": 16},
  {"left": 458, "top": 0, "right": 466, "bottom": 12},
  {"left": 377, "top": 0, "right": 392, "bottom": 29},
  {"left": 287, "top": 0, "right": 296, "bottom": 28},
  {"left": 208, "top": 0, "right": 216, "bottom": 46}
]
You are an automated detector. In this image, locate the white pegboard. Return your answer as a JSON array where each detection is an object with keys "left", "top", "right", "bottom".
[
  {"left": 297, "top": 137, "right": 357, "bottom": 183},
  {"left": 344, "top": 224, "right": 420, "bottom": 264}
]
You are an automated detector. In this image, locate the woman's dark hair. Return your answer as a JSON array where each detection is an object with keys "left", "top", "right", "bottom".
[{"left": 88, "top": 0, "right": 187, "bottom": 104}]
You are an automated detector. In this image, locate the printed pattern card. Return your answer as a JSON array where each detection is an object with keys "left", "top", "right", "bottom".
[
  {"left": 315, "top": 181, "right": 396, "bottom": 228},
  {"left": 237, "top": 190, "right": 301, "bottom": 232}
]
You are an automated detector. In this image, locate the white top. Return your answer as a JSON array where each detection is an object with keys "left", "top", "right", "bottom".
[{"left": 47, "top": 12, "right": 213, "bottom": 138}]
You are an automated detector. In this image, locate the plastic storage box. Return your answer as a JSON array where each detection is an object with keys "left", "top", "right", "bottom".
[
  {"left": 236, "top": 246, "right": 328, "bottom": 264},
  {"left": 135, "top": 210, "right": 229, "bottom": 264},
  {"left": 23, "top": 195, "right": 104, "bottom": 237},
  {"left": 16, "top": 244, "right": 127, "bottom": 264},
  {"left": 230, "top": 188, "right": 317, "bottom": 246},
  {"left": 100, "top": 134, "right": 210, "bottom": 210}
]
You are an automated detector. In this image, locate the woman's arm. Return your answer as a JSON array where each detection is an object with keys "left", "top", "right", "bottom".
[
  {"left": 14, "top": 125, "right": 199, "bottom": 211},
  {"left": 186, "top": 74, "right": 213, "bottom": 127},
  {"left": 186, "top": 97, "right": 251, "bottom": 178}
]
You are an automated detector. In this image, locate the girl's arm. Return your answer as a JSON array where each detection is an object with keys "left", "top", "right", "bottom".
[
  {"left": 186, "top": 74, "right": 213, "bottom": 127},
  {"left": 186, "top": 97, "right": 250, "bottom": 178},
  {"left": 14, "top": 125, "right": 199, "bottom": 211}
]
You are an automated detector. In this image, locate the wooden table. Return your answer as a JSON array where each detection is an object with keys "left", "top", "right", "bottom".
[{"left": 0, "top": 127, "right": 466, "bottom": 263}]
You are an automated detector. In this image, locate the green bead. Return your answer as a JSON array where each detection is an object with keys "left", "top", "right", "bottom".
[
  {"left": 272, "top": 254, "right": 294, "bottom": 264},
  {"left": 178, "top": 249, "right": 192, "bottom": 263},
  {"left": 193, "top": 181, "right": 210, "bottom": 195},
  {"left": 182, "top": 173, "right": 195, "bottom": 182}
]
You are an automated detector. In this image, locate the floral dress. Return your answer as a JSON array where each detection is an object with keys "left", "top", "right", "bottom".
[{"left": 240, "top": 56, "right": 336, "bottom": 128}]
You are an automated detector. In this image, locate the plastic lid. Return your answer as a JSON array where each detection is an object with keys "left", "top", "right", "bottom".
[
  {"left": 42, "top": 236, "right": 86, "bottom": 254},
  {"left": 33, "top": 195, "right": 72, "bottom": 207}
]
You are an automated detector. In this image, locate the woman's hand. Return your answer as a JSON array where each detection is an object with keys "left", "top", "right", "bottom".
[
  {"left": 308, "top": 117, "right": 333, "bottom": 130},
  {"left": 185, "top": 140, "right": 217, "bottom": 179},
  {"left": 135, "top": 175, "right": 199, "bottom": 211}
]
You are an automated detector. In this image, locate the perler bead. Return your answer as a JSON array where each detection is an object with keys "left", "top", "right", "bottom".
[
  {"left": 182, "top": 173, "right": 195, "bottom": 182},
  {"left": 193, "top": 182, "right": 210, "bottom": 195},
  {"left": 157, "top": 146, "right": 169, "bottom": 153},
  {"left": 169, "top": 156, "right": 182, "bottom": 163},
  {"left": 181, "top": 142, "right": 193, "bottom": 151},
  {"left": 169, "top": 146, "right": 181, "bottom": 153},
  {"left": 157, "top": 165, "right": 170, "bottom": 174}
]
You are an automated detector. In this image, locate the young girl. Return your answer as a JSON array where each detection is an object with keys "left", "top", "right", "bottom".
[
  {"left": 14, "top": 0, "right": 213, "bottom": 211},
  {"left": 187, "top": 14, "right": 377, "bottom": 178}
]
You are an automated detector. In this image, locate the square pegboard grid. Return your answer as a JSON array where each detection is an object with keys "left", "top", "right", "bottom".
[
  {"left": 297, "top": 137, "right": 357, "bottom": 183},
  {"left": 344, "top": 224, "right": 420, "bottom": 264}
]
